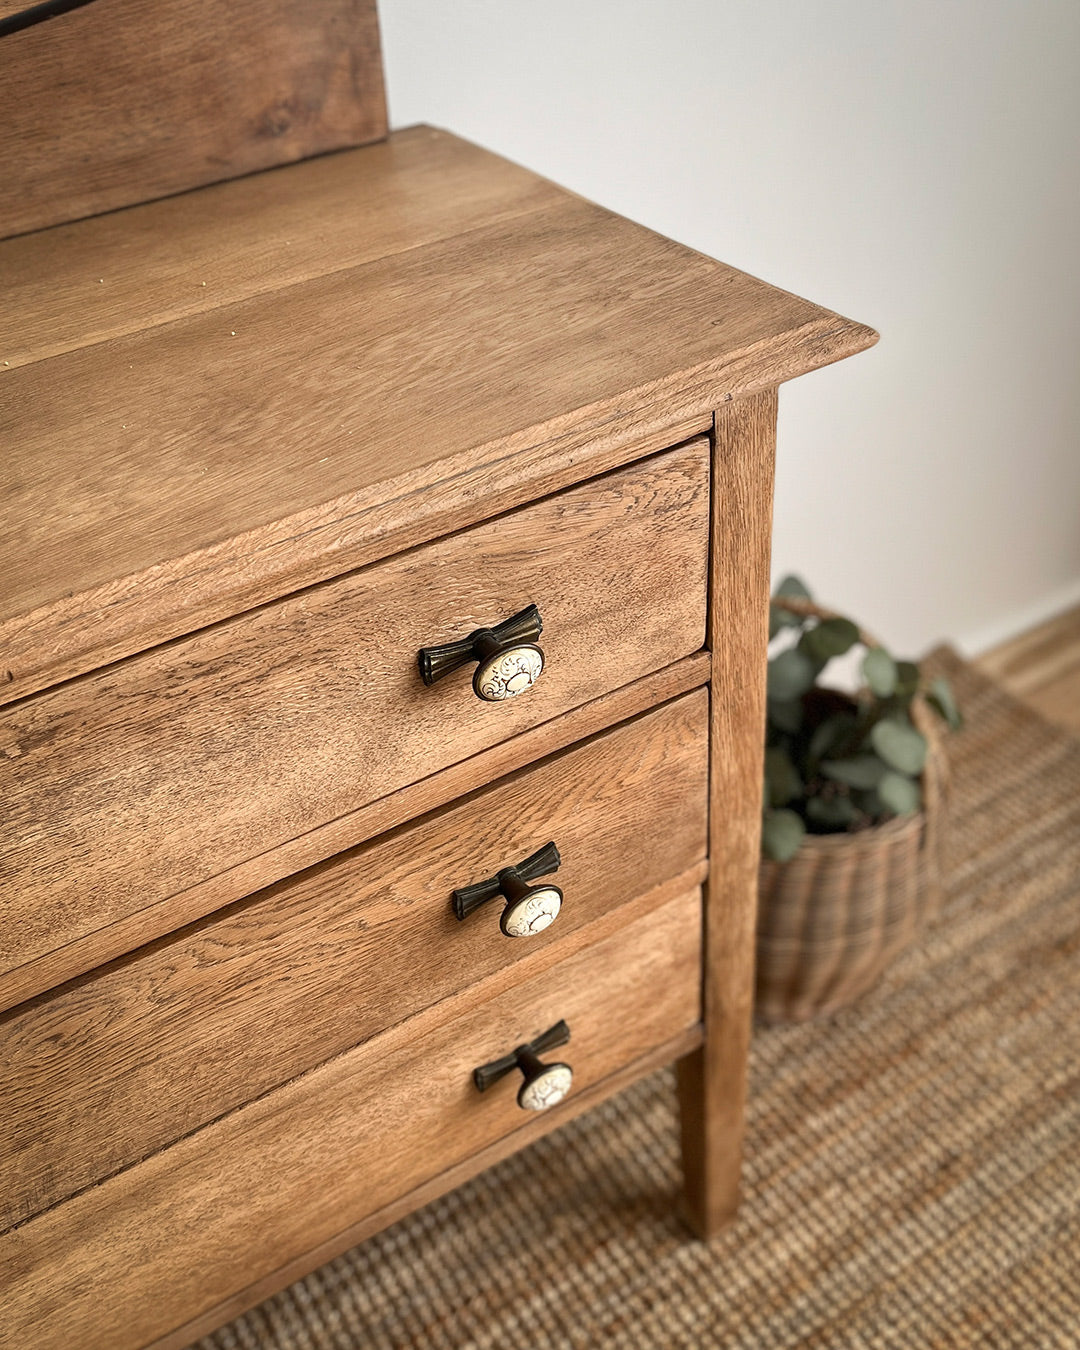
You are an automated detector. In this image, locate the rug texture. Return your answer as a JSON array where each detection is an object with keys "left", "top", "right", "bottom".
[{"left": 195, "top": 651, "right": 1080, "bottom": 1349}]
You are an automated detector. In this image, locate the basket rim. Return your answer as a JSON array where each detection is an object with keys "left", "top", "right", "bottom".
[{"left": 760, "top": 807, "right": 925, "bottom": 862}]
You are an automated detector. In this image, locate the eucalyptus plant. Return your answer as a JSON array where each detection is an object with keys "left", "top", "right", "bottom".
[{"left": 762, "top": 576, "right": 961, "bottom": 863}]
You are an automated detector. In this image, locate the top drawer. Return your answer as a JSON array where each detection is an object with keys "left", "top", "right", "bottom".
[{"left": 0, "top": 439, "right": 709, "bottom": 983}]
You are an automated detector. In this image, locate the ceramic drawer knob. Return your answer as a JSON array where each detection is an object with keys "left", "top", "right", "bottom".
[
  {"left": 473, "top": 1019, "right": 573, "bottom": 1112},
  {"left": 452, "top": 840, "right": 563, "bottom": 937},
  {"left": 417, "top": 603, "right": 545, "bottom": 702}
]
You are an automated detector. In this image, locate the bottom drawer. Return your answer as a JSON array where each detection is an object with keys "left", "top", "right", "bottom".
[{"left": 2, "top": 887, "right": 703, "bottom": 1350}]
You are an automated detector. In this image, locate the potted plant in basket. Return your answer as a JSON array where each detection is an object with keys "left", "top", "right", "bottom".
[{"left": 757, "top": 576, "right": 961, "bottom": 1022}]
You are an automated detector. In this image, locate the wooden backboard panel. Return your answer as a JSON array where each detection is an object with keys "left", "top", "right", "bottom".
[{"left": 0, "top": 0, "right": 387, "bottom": 239}]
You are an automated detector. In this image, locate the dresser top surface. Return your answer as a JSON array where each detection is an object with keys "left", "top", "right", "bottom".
[{"left": 0, "top": 125, "right": 875, "bottom": 700}]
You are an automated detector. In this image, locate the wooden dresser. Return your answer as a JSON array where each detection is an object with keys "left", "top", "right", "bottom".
[{"left": 0, "top": 5, "right": 875, "bottom": 1346}]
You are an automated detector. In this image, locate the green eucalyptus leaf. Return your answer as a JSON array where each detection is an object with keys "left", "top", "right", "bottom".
[
  {"left": 806, "top": 794, "right": 858, "bottom": 829},
  {"left": 774, "top": 574, "right": 811, "bottom": 601},
  {"left": 761, "top": 809, "right": 806, "bottom": 862},
  {"left": 927, "top": 676, "right": 963, "bottom": 731},
  {"left": 862, "top": 647, "right": 898, "bottom": 697},
  {"left": 764, "top": 745, "right": 802, "bottom": 807},
  {"left": 894, "top": 660, "right": 920, "bottom": 704},
  {"left": 871, "top": 718, "right": 928, "bottom": 776},
  {"left": 808, "top": 712, "right": 858, "bottom": 764},
  {"left": 877, "top": 770, "right": 922, "bottom": 816},
  {"left": 821, "top": 754, "right": 888, "bottom": 789},
  {"left": 800, "top": 616, "right": 860, "bottom": 663},
  {"left": 767, "top": 647, "right": 816, "bottom": 701},
  {"left": 768, "top": 697, "right": 803, "bottom": 734}
]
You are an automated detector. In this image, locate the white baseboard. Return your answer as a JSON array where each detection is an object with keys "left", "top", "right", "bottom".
[{"left": 956, "top": 576, "right": 1080, "bottom": 658}]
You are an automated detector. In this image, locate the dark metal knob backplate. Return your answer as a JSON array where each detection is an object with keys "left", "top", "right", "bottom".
[
  {"left": 418, "top": 605, "right": 544, "bottom": 703},
  {"left": 473, "top": 1020, "right": 573, "bottom": 1112},
  {"left": 452, "top": 841, "right": 562, "bottom": 938}
]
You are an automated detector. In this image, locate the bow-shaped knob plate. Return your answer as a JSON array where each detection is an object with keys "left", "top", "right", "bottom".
[
  {"left": 452, "top": 841, "right": 563, "bottom": 938},
  {"left": 418, "top": 604, "right": 545, "bottom": 703},
  {"left": 473, "top": 1020, "right": 573, "bottom": 1112}
]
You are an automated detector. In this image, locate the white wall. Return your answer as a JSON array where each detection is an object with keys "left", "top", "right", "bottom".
[{"left": 379, "top": 0, "right": 1080, "bottom": 656}]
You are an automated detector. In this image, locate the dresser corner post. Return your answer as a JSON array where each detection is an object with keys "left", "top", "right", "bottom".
[{"left": 677, "top": 386, "right": 778, "bottom": 1239}]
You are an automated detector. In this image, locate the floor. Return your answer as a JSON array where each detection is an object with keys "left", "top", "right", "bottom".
[{"left": 978, "top": 602, "right": 1080, "bottom": 733}]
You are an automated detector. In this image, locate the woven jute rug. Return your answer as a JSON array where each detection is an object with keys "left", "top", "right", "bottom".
[{"left": 196, "top": 651, "right": 1080, "bottom": 1349}]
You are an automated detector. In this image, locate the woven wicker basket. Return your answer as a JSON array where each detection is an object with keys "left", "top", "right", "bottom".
[{"left": 756, "top": 599, "right": 948, "bottom": 1023}]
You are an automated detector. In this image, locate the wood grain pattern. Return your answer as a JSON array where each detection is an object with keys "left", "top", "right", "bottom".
[
  {"left": 0, "top": 888, "right": 702, "bottom": 1350},
  {"left": 0, "top": 650, "right": 711, "bottom": 1015},
  {"left": 677, "top": 389, "right": 778, "bottom": 1237},
  {"left": 0, "top": 442, "right": 709, "bottom": 986},
  {"left": 0, "top": 409, "right": 716, "bottom": 709},
  {"left": 0, "top": 0, "right": 387, "bottom": 240},
  {"left": 0, "top": 207, "right": 855, "bottom": 618},
  {"left": 0, "top": 126, "right": 877, "bottom": 702},
  {"left": 150, "top": 1025, "right": 703, "bottom": 1350},
  {"left": 0, "top": 128, "right": 563, "bottom": 372},
  {"left": 1, "top": 692, "right": 709, "bottom": 1227}
]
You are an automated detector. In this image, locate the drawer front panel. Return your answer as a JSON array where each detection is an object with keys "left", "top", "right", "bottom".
[
  {"left": 1, "top": 888, "right": 702, "bottom": 1350},
  {"left": 0, "top": 691, "right": 708, "bottom": 1228},
  {"left": 0, "top": 439, "right": 709, "bottom": 980}
]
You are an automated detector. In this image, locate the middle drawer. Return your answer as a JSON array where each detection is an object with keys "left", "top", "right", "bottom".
[{"left": 0, "top": 689, "right": 708, "bottom": 1229}]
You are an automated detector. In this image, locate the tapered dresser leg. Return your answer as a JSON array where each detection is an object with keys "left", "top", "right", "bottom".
[{"left": 678, "top": 387, "right": 778, "bottom": 1238}]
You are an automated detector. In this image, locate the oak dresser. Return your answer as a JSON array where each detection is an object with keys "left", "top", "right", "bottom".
[{"left": 0, "top": 4, "right": 876, "bottom": 1346}]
